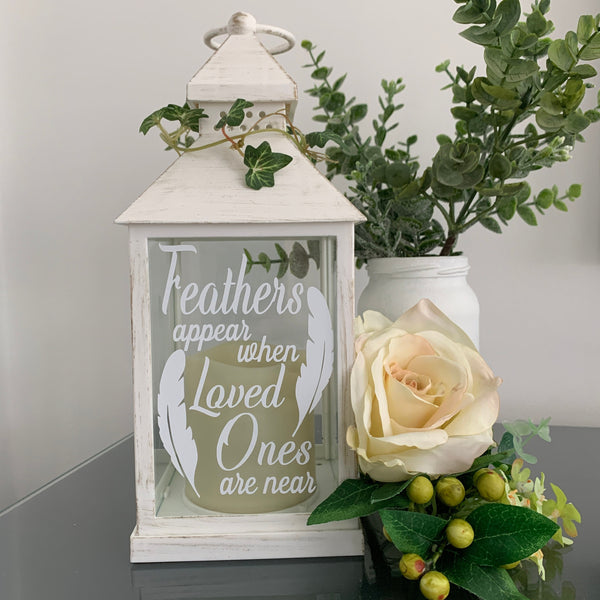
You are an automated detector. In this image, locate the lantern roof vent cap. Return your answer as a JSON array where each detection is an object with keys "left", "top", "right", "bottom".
[{"left": 188, "top": 13, "right": 297, "bottom": 104}]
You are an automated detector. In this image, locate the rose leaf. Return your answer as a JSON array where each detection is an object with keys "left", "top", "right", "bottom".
[
  {"left": 462, "top": 503, "right": 559, "bottom": 566},
  {"left": 438, "top": 550, "right": 528, "bottom": 600},
  {"left": 307, "top": 479, "right": 409, "bottom": 525},
  {"left": 379, "top": 509, "right": 448, "bottom": 557}
]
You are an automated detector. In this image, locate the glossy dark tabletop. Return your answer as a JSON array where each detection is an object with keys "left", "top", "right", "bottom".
[{"left": 0, "top": 426, "right": 598, "bottom": 600}]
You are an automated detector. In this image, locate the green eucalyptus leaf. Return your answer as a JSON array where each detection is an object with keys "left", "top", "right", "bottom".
[
  {"left": 258, "top": 252, "right": 272, "bottom": 272},
  {"left": 274, "top": 243, "right": 288, "bottom": 261},
  {"left": 548, "top": 39, "right": 576, "bottom": 71},
  {"left": 577, "top": 15, "right": 596, "bottom": 43},
  {"left": 379, "top": 509, "right": 448, "bottom": 557},
  {"left": 565, "top": 111, "right": 591, "bottom": 134},
  {"left": 349, "top": 103, "right": 369, "bottom": 123},
  {"left": 497, "top": 196, "right": 518, "bottom": 220},
  {"left": 454, "top": 3, "right": 488, "bottom": 25},
  {"left": 536, "top": 108, "right": 566, "bottom": 131},
  {"left": 480, "top": 217, "right": 502, "bottom": 233},
  {"left": 489, "top": 153, "right": 512, "bottom": 179},
  {"left": 460, "top": 23, "right": 501, "bottom": 46},
  {"left": 244, "top": 141, "right": 293, "bottom": 190},
  {"left": 554, "top": 198, "right": 568, "bottom": 211},
  {"left": 493, "top": 0, "right": 521, "bottom": 36},
  {"left": 527, "top": 9, "right": 547, "bottom": 36},
  {"left": 289, "top": 242, "right": 310, "bottom": 278},
  {"left": 580, "top": 31, "right": 600, "bottom": 60},
  {"left": 311, "top": 66, "right": 332, "bottom": 80},
  {"left": 307, "top": 479, "right": 409, "bottom": 525},
  {"left": 565, "top": 30, "right": 579, "bottom": 57},
  {"left": 385, "top": 162, "right": 413, "bottom": 188},
  {"left": 307, "top": 239, "right": 321, "bottom": 265},
  {"left": 451, "top": 106, "right": 480, "bottom": 121},
  {"left": 536, "top": 188, "right": 554, "bottom": 209},
  {"left": 568, "top": 183, "right": 582, "bottom": 198},
  {"left": 517, "top": 205, "right": 538, "bottom": 225},
  {"left": 571, "top": 64, "right": 598, "bottom": 78},
  {"left": 463, "top": 504, "right": 559, "bottom": 566},
  {"left": 540, "top": 92, "right": 563, "bottom": 115},
  {"left": 276, "top": 260, "right": 289, "bottom": 279}
]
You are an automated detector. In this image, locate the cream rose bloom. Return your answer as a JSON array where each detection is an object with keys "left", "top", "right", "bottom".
[{"left": 347, "top": 299, "right": 500, "bottom": 482}]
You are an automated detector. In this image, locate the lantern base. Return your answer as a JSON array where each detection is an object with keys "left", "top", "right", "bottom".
[{"left": 130, "top": 525, "right": 364, "bottom": 562}]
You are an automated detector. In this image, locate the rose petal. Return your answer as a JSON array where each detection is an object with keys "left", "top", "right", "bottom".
[
  {"left": 385, "top": 334, "right": 436, "bottom": 370},
  {"left": 350, "top": 352, "right": 372, "bottom": 446},
  {"left": 356, "top": 310, "right": 393, "bottom": 337},
  {"left": 357, "top": 452, "right": 412, "bottom": 482},
  {"left": 443, "top": 388, "right": 500, "bottom": 436},
  {"left": 384, "top": 377, "right": 438, "bottom": 429},
  {"left": 371, "top": 348, "right": 395, "bottom": 436},
  {"left": 368, "top": 428, "right": 448, "bottom": 456},
  {"left": 393, "top": 299, "right": 477, "bottom": 351},
  {"left": 391, "top": 429, "right": 494, "bottom": 478}
]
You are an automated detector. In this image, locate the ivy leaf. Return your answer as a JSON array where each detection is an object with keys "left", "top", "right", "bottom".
[
  {"left": 139, "top": 108, "right": 165, "bottom": 134},
  {"left": 215, "top": 99, "right": 254, "bottom": 129},
  {"left": 307, "top": 479, "right": 409, "bottom": 525},
  {"left": 243, "top": 141, "right": 293, "bottom": 190},
  {"left": 439, "top": 551, "right": 528, "bottom": 600},
  {"left": 379, "top": 509, "right": 448, "bottom": 557},
  {"left": 462, "top": 503, "right": 559, "bottom": 566}
]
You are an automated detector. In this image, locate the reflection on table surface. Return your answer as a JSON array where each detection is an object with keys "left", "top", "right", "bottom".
[{"left": 0, "top": 426, "right": 597, "bottom": 599}]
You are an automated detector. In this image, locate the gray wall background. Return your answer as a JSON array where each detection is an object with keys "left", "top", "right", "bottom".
[{"left": 2, "top": 0, "right": 599, "bottom": 511}]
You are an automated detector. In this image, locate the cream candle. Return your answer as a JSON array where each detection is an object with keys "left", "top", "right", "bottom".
[{"left": 183, "top": 342, "right": 315, "bottom": 513}]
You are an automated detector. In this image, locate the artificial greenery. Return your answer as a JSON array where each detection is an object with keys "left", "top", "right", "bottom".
[
  {"left": 307, "top": 420, "right": 581, "bottom": 600},
  {"left": 141, "top": 1, "right": 600, "bottom": 259},
  {"left": 140, "top": 99, "right": 328, "bottom": 190},
  {"left": 302, "top": 0, "right": 600, "bottom": 258}
]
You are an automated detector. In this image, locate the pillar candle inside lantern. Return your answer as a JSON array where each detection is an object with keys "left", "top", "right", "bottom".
[{"left": 183, "top": 342, "right": 316, "bottom": 513}]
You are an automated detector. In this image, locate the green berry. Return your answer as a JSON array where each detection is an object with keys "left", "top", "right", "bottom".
[
  {"left": 435, "top": 477, "right": 465, "bottom": 507},
  {"left": 446, "top": 518, "right": 474, "bottom": 549},
  {"left": 419, "top": 571, "right": 450, "bottom": 600},
  {"left": 407, "top": 476, "right": 434, "bottom": 504},
  {"left": 399, "top": 553, "right": 427, "bottom": 580},
  {"left": 476, "top": 470, "right": 505, "bottom": 501},
  {"left": 501, "top": 560, "right": 521, "bottom": 570},
  {"left": 382, "top": 526, "right": 392, "bottom": 542}
]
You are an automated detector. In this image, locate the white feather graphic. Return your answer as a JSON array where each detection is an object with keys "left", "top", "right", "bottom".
[
  {"left": 157, "top": 349, "right": 200, "bottom": 497},
  {"left": 293, "top": 286, "right": 334, "bottom": 437}
]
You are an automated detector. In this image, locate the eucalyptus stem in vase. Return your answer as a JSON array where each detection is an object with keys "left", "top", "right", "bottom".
[{"left": 303, "top": 0, "right": 600, "bottom": 259}]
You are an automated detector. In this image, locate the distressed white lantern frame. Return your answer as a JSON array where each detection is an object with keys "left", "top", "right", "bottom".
[{"left": 117, "top": 12, "right": 366, "bottom": 563}]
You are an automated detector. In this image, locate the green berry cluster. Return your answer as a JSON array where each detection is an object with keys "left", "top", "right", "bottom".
[{"left": 394, "top": 469, "right": 512, "bottom": 599}]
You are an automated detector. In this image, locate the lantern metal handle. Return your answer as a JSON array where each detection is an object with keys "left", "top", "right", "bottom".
[{"left": 204, "top": 12, "right": 295, "bottom": 55}]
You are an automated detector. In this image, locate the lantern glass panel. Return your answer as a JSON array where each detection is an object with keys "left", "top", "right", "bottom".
[{"left": 147, "top": 237, "right": 338, "bottom": 517}]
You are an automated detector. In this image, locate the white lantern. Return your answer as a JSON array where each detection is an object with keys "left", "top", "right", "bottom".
[{"left": 117, "top": 12, "right": 366, "bottom": 563}]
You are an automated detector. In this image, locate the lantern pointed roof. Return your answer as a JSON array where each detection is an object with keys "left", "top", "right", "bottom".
[
  {"left": 187, "top": 12, "right": 297, "bottom": 104},
  {"left": 116, "top": 13, "right": 365, "bottom": 226}
]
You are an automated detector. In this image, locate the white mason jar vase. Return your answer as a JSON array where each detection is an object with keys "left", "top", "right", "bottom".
[{"left": 357, "top": 256, "right": 480, "bottom": 348}]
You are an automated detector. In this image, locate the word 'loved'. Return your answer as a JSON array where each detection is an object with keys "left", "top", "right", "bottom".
[{"left": 190, "top": 357, "right": 286, "bottom": 419}]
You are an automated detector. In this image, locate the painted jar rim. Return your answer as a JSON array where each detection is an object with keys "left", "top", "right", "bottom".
[{"left": 365, "top": 256, "right": 470, "bottom": 278}]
